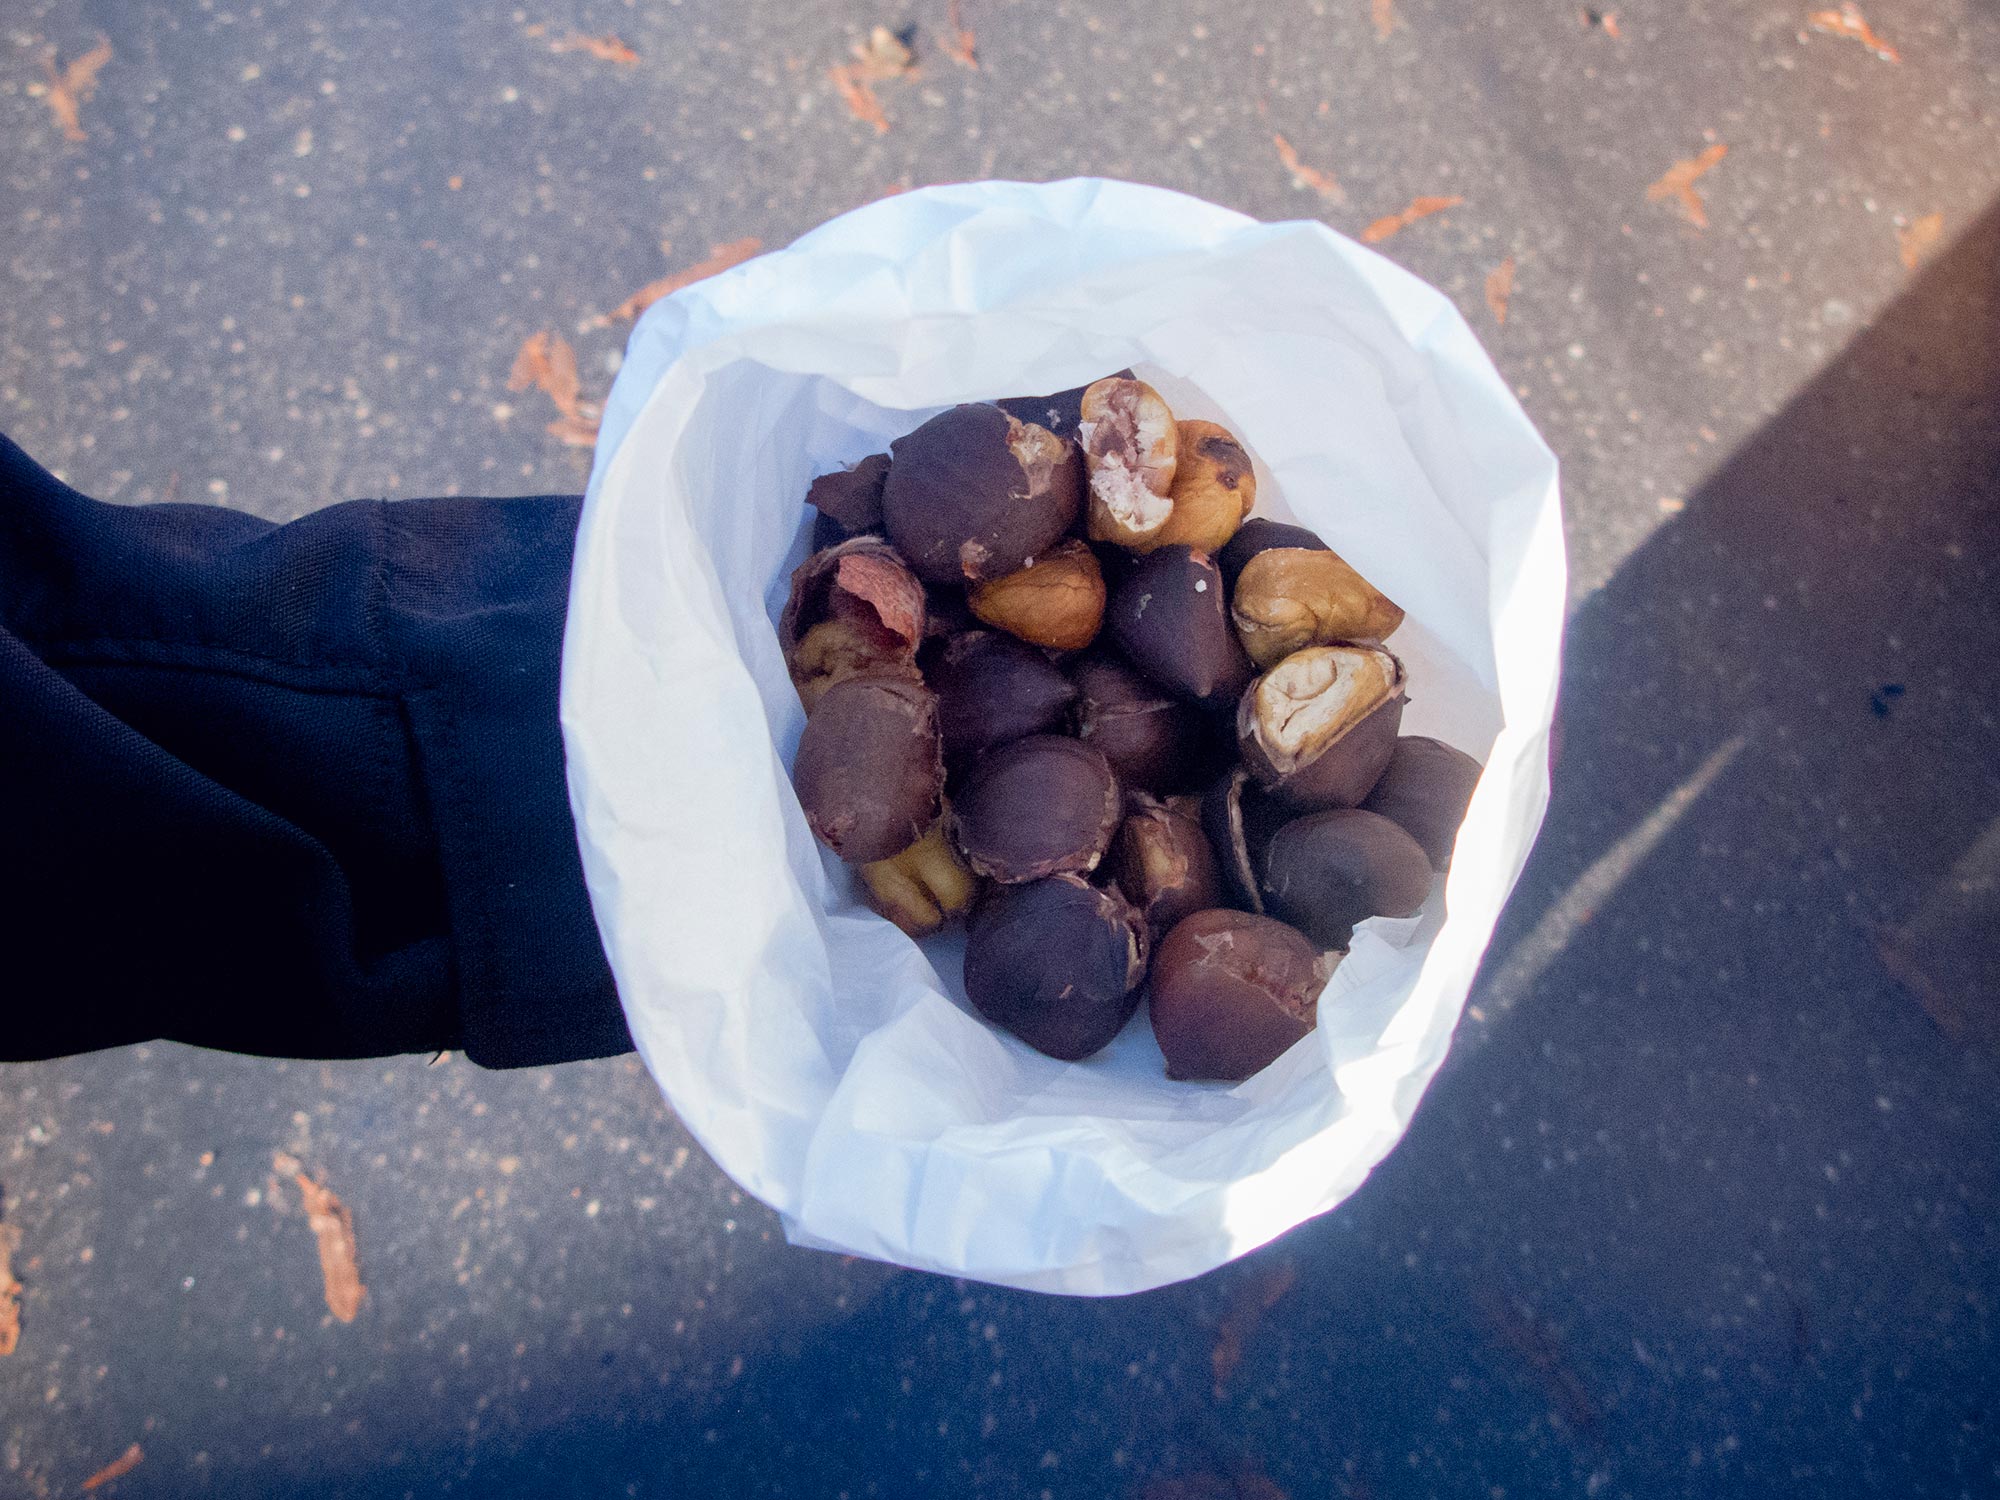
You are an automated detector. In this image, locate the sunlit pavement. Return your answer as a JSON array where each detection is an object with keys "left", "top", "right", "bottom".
[{"left": 3, "top": 2, "right": 1997, "bottom": 1495}]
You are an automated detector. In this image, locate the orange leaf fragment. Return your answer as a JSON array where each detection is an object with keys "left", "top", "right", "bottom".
[
  {"left": 1210, "top": 1259, "right": 1298, "bottom": 1397},
  {"left": 0, "top": 1224, "right": 21, "bottom": 1356},
  {"left": 1645, "top": 143, "right": 1727, "bottom": 228},
  {"left": 549, "top": 32, "right": 640, "bottom": 65},
  {"left": 1361, "top": 193, "right": 1464, "bottom": 244},
  {"left": 1372, "top": 0, "right": 1398, "bottom": 38},
  {"left": 39, "top": 35, "right": 113, "bottom": 143},
  {"left": 81, "top": 1443, "right": 144, "bottom": 1492},
  {"left": 1808, "top": 4, "right": 1899, "bottom": 62},
  {"left": 1486, "top": 256, "right": 1517, "bottom": 324},
  {"left": 942, "top": 0, "right": 979, "bottom": 68},
  {"left": 1897, "top": 212, "right": 1943, "bottom": 270},
  {"left": 508, "top": 331, "right": 583, "bottom": 421},
  {"left": 1272, "top": 134, "right": 1345, "bottom": 203},
  {"left": 587, "top": 237, "right": 764, "bottom": 328},
  {"left": 830, "top": 66, "right": 890, "bottom": 132},
  {"left": 273, "top": 1152, "right": 365, "bottom": 1322}
]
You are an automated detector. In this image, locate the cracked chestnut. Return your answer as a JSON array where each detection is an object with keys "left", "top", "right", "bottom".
[
  {"left": 1217, "top": 517, "right": 1329, "bottom": 591},
  {"left": 778, "top": 536, "right": 926, "bottom": 710},
  {"left": 1080, "top": 377, "right": 1180, "bottom": 549},
  {"left": 1148, "top": 910, "right": 1336, "bottom": 1081},
  {"left": 1237, "top": 645, "right": 1405, "bottom": 810},
  {"left": 1199, "top": 766, "right": 1289, "bottom": 914},
  {"left": 968, "top": 540, "right": 1106, "bottom": 651},
  {"left": 964, "top": 874, "right": 1149, "bottom": 1061},
  {"left": 1112, "top": 794, "right": 1223, "bottom": 943},
  {"left": 859, "top": 821, "right": 978, "bottom": 937},
  {"left": 1144, "top": 420, "right": 1255, "bottom": 555},
  {"left": 1231, "top": 547, "right": 1404, "bottom": 668},
  {"left": 792, "top": 674, "right": 944, "bottom": 864},
  {"left": 881, "top": 403, "right": 1083, "bottom": 585}
]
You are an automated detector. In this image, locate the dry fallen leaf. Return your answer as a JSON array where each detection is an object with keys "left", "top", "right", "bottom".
[
  {"left": 273, "top": 1152, "right": 365, "bottom": 1322},
  {"left": 549, "top": 32, "right": 641, "bottom": 65},
  {"left": 1272, "top": 134, "right": 1345, "bottom": 203},
  {"left": 586, "top": 237, "right": 764, "bottom": 328},
  {"left": 1897, "top": 211, "right": 1943, "bottom": 270},
  {"left": 0, "top": 1223, "right": 21, "bottom": 1356},
  {"left": 1361, "top": 193, "right": 1464, "bottom": 244},
  {"left": 1210, "top": 1259, "right": 1298, "bottom": 1397},
  {"left": 1486, "top": 255, "right": 1517, "bottom": 324},
  {"left": 941, "top": 0, "right": 979, "bottom": 69},
  {"left": 1808, "top": 4, "right": 1899, "bottom": 62},
  {"left": 39, "top": 35, "right": 113, "bottom": 143},
  {"left": 1645, "top": 143, "right": 1727, "bottom": 228},
  {"left": 508, "top": 330, "right": 582, "bottom": 418},
  {"left": 828, "top": 25, "right": 915, "bottom": 131},
  {"left": 80, "top": 1443, "right": 144, "bottom": 1492},
  {"left": 1579, "top": 7, "right": 1622, "bottom": 36},
  {"left": 1372, "top": 0, "right": 1398, "bottom": 39},
  {"left": 830, "top": 65, "right": 891, "bottom": 132}
]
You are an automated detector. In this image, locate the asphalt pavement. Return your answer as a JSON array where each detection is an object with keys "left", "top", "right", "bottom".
[{"left": 3, "top": 0, "right": 1998, "bottom": 1496}]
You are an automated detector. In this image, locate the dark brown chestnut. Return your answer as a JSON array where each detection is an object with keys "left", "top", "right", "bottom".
[
  {"left": 1106, "top": 546, "right": 1254, "bottom": 708},
  {"left": 1236, "top": 646, "right": 1405, "bottom": 810},
  {"left": 1199, "top": 766, "right": 1289, "bottom": 914},
  {"left": 995, "top": 368, "right": 1133, "bottom": 445},
  {"left": 778, "top": 537, "right": 927, "bottom": 710},
  {"left": 792, "top": 674, "right": 944, "bottom": 864},
  {"left": 964, "top": 874, "right": 1148, "bottom": 1061},
  {"left": 1148, "top": 910, "right": 1336, "bottom": 1081},
  {"left": 1112, "top": 794, "right": 1223, "bottom": 943},
  {"left": 929, "top": 631, "right": 1076, "bottom": 766},
  {"left": 949, "top": 735, "right": 1120, "bottom": 883},
  {"left": 881, "top": 403, "right": 1084, "bottom": 585},
  {"left": 804, "top": 452, "right": 891, "bottom": 537},
  {"left": 1359, "top": 736, "right": 1485, "bottom": 870},
  {"left": 1217, "top": 517, "right": 1329, "bottom": 591},
  {"left": 1259, "top": 808, "right": 1433, "bottom": 950},
  {"left": 1071, "top": 655, "right": 1205, "bottom": 797}
]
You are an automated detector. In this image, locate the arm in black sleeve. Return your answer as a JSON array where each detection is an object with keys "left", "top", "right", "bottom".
[{"left": 0, "top": 432, "right": 630, "bottom": 1067}]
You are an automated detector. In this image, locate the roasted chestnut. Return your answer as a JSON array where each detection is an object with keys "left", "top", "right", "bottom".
[
  {"left": 964, "top": 874, "right": 1148, "bottom": 1061},
  {"left": 1148, "top": 910, "right": 1336, "bottom": 1081},
  {"left": 1237, "top": 646, "right": 1405, "bottom": 810},
  {"left": 1217, "top": 517, "right": 1329, "bottom": 591},
  {"left": 793, "top": 674, "right": 944, "bottom": 864},
  {"left": 950, "top": 735, "right": 1121, "bottom": 883},
  {"left": 858, "top": 821, "right": 978, "bottom": 937},
  {"left": 1259, "top": 808, "right": 1433, "bottom": 950},
  {"left": 1112, "top": 794, "right": 1223, "bottom": 942},
  {"left": 1231, "top": 547, "right": 1404, "bottom": 668},
  {"left": 804, "top": 452, "right": 891, "bottom": 537},
  {"left": 1144, "top": 420, "right": 1255, "bottom": 555},
  {"left": 967, "top": 540, "right": 1106, "bottom": 651},
  {"left": 881, "top": 404, "right": 1083, "bottom": 585},
  {"left": 1071, "top": 655, "right": 1206, "bottom": 797},
  {"left": 1080, "top": 377, "right": 1179, "bottom": 549},
  {"left": 1106, "top": 546, "right": 1254, "bottom": 708},
  {"left": 1359, "top": 736, "right": 1485, "bottom": 870},
  {"left": 1199, "top": 766, "right": 1289, "bottom": 914},
  {"left": 930, "top": 631, "right": 1076, "bottom": 766},
  {"left": 779, "top": 537, "right": 926, "bottom": 709},
  {"left": 995, "top": 369, "right": 1133, "bottom": 444}
]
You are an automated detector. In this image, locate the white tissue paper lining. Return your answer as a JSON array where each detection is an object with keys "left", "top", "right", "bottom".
[{"left": 560, "top": 178, "right": 1564, "bottom": 1295}]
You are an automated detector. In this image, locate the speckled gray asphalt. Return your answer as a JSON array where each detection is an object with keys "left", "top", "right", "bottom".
[{"left": 4, "top": 1, "right": 1998, "bottom": 1496}]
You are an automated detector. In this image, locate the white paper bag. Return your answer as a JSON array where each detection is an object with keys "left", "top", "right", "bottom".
[{"left": 560, "top": 178, "right": 1565, "bottom": 1295}]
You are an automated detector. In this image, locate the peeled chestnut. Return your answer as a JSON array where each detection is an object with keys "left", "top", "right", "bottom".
[
  {"left": 964, "top": 874, "right": 1148, "bottom": 1061},
  {"left": 1360, "top": 736, "right": 1485, "bottom": 870},
  {"left": 1231, "top": 547, "right": 1404, "bottom": 668},
  {"left": 967, "top": 540, "right": 1106, "bottom": 651},
  {"left": 859, "top": 821, "right": 978, "bottom": 937},
  {"left": 1259, "top": 808, "right": 1433, "bottom": 950},
  {"left": 1217, "top": 518, "right": 1329, "bottom": 591},
  {"left": 882, "top": 404, "right": 1083, "bottom": 585},
  {"left": 995, "top": 368, "right": 1133, "bottom": 444},
  {"left": 1071, "top": 655, "right": 1206, "bottom": 797},
  {"left": 950, "top": 735, "right": 1121, "bottom": 883},
  {"left": 793, "top": 674, "right": 944, "bottom": 864},
  {"left": 1148, "top": 910, "right": 1336, "bottom": 1081},
  {"left": 1144, "top": 420, "right": 1255, "bottom": 555},
  {"left": 1107, "top": 546, "right": 1254, "bottom": 708},
  {"left": 929, "top": 631, "right": 1076, "bottom": 766},
  {"left": 805, "top": 452, "right": 891, "bottom": 537},
  {"left": 1199, "top": 766, "right": 1289, "bottom": 914},
  {"left": 1237, "top": 645, "right": 1405, "bottom": 810},
  {"left": 1113, "top": 794, "right": 1223, "bottom": 942},
  {"left": 1080, "top": 377, "right": 1179, "bottom": 549},
  {"left": 778, "top": 537, "right": 927, "bottom": 709}
]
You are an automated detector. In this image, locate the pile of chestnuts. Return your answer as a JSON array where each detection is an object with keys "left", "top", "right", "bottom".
[{"left": 785, "top": 374, "right": 1483, "bottom": 1081}]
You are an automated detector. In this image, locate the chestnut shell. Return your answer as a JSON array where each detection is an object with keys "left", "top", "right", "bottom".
[
  {"left": 1112, "top": 794, "right": 1224, "bottom": 943},
  {"left": 1258, "top": 808, "right": 1433, "bottom": 950},
  {"left": 1106, "top": 546, "right": 1254, "bottom": 708},
  {"left": 1236, "top": 646, "right": 1406, "bottom": 811},
  {"left": 1148, "top": 910, "right": 1332, "bottom": 1082},
  {"left": 1071, "top": 655, "right": 1206, "bottom": 798},
  {"left": 792, "top": 674, "right": 945, "bottom": 864},
  {"left": 995, "top": 368, "right": 1134, "bottom": 444},
  {"left": 882, "top": 403, "right": 1084, "bottom": 585},
  {"left": 964, "top": 874, "right": 1149, "bottom": 1061},
  {"left": 1199, "top": 766, "right": 1289, "bottom": 914},
  {"left": 930, "top": 631, "right": 1077, "bottom": 766},
  {"left": 804, "top": 452, "right": 891, "bottom": 537},
  {"left": 950, "top": 735, "right": 1121, "bottom": 883},
  {"left": 1359, "top": 736, "right": 1485, "bottom": 870},
  {"left": 1217, "top": 518, "right": 1329, "bottom": 591}
]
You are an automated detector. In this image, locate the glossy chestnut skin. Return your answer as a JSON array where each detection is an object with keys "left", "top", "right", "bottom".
[
  {"left": 1199, "top": 766, "right": 1289, "bottom": 914},
  {"left": 804, "top": 452, "right": 891, "bottom": 536},
  {"left": 1112, "top": 794, "right": 1223, "bottom": 943},
  {"left": 1236, "top": 646, "right": 1406, "bottom": 811},
  {"left": 967, "top": 540, "right": 1106, "bottom": 651},
  {"left": 929, "top": 631, "right": 1077, "bottom": 766},
  {"left": 1106, "top": 546, "right": 1254, "bottom": 709},
  {"left": 882, "top": 403, "right": 1083, "bottom": 585},
  {"left": 1359, "top": 736, "right": 1485, "bottom": 870},
  {"left": 949, "top": 735, "right": 1121, "bottom": 883},
  {"left": 964, "top": 874, "right": 1149, "bottom": 1061},
  {"left": 1148, "top": 910, "right": 1334, "bottom": 1081},
  {"left": 1071, "top": 655, "right": 1206, "bottom": 798},
  {"left": 792, "top": 674, "right": 944, "bottom": 864},
  {"left": 1258, "top": 808, "right": 1433, "bottom": 950}
]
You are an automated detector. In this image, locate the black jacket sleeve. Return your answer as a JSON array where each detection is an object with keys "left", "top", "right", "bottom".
[{"left": 0, "top": 432, "right": 631, "bottom": 1067}]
